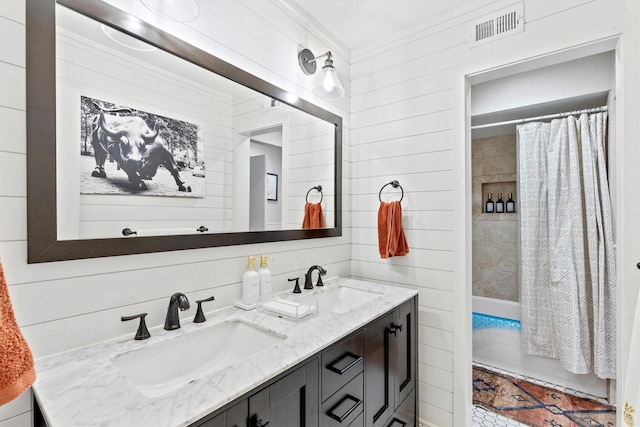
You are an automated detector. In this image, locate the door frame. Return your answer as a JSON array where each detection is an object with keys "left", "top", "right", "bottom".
[{"left": 452, "top": 35, "right": 628, "bottom": 426}]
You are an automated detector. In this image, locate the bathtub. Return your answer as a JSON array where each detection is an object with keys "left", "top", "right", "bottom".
[{"left": 472, "top": 296, "right": 608, "bottom": 398}]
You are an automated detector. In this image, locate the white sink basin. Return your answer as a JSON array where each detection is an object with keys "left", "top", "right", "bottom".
[
  {"left": 316, "top": 286, "right": 381, "bottom": 313},
  {"left": 111, "top": 320, "right": 286, "bottom": 398}
]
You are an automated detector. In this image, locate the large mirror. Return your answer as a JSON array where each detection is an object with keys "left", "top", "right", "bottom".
[{"left": 27, "top": 0, "right": 342, "bottom": 263}]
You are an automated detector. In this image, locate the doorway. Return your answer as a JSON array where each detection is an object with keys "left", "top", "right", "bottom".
[
  {"left": 235, "top": 124, "right": 284, "bottom": 231},
  {"left": 468, "top": 50, "right": 617, "bottom": 413}
]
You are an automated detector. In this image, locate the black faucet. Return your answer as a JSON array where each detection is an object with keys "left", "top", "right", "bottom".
[
  {"left": 304, "top": 265, "right": 327, "bottom": 289},
  {"left": 164, "top": 292, "right": 190, "bottom": 330}
]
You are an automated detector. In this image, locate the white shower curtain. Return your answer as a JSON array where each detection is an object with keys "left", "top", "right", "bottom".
[{"left": 518, "top": 112, "right": 616, "bottom": 379}]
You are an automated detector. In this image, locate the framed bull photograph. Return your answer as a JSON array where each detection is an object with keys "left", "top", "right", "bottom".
[{"left": 79, "top": 96, "right": 205, "bottom": 198}]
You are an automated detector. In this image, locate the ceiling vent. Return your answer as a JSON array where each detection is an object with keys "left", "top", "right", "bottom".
[{"left": 470, "top": 3, "right": 524, "bottom": 46}]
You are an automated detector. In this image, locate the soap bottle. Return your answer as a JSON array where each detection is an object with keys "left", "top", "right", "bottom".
[
  {"left": 495, "top": 193, "right": 504, "bottom": 213},
  {"left": 485, "top": 193, "right": 494, "bottom": 213},
  {"left": 506, "top": 192, "right": 516, "bottom": 213},
  {"left": 258, "top": 255, "right": 273, "bottom": 303},
  {"left": 242, "top": 256, "right": 260, "bottom": 306}
]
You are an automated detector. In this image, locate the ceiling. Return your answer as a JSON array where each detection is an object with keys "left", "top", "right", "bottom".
[{"left": 283, "top": 0, "right": 496, "bottom": 51}]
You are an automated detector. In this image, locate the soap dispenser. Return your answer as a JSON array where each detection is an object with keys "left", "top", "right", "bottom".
[
  {"left": 258, "top": 255, "right": 273, "bottom": 302},
  {"left": 241, "top": 256, "right": 259, "bottom": 307}
]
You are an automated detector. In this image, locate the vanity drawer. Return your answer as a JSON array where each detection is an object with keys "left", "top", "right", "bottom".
[
  {"left": 321, "top": 372, "right": 364, "bottom": 427},
  {"left": 321, "top": 331, "right": 364, "bottom": 401}
]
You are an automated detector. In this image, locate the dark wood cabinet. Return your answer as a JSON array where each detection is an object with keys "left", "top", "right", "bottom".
[
  {"left": 392, "top": 301, "right": 416, "bottom": 413},
  {"left": 364, "top": 311, "right": 395, "bottom": 427},
  {"left": 364, "top": 300, "right": 417, "bottom": 427},
  {"left": 193, "top": 360, "right": 318, "bottom": 427},
  {"left": 320, "top": 331, "right": 365, "bottom": 426},
  {"left": 249, "top": 359, "right": 319, "bottom": 427},
  {"left": 189, "top": 296, "right": 417, "bottom": 427},
  {"left": 196, "top": 400, "right": 247, "bottom": 427}
]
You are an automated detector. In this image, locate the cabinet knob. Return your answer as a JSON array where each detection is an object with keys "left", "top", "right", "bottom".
[{"left": 387, "top": 323, "right": 403, "bottom": 336}]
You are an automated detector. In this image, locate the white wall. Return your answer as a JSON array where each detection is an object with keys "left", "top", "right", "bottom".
[
  {"left": 0, "top": 0, "right": 350, "bottom": 425},
  {"left": 3, "top": 1, "right": 640, "bottom": 426},
  {"left": 350, "top": 0, "right": 639, "bottom": 425}
]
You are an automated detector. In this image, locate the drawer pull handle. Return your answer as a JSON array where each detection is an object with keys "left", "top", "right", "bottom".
[
  {"left": 327, "top": 351, "right": 363, "bottom": 375},
  {"left": 327, "top": 394, "right": 362, "bottom": 423},
  {"left": 255, "top": 419, "right": 269, "bottom": 427},
  {"left": 386, "top": 418, "right": 407, "bottom": 427}
]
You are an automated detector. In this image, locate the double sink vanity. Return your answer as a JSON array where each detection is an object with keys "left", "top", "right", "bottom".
[{"left": 33, "top": 278, "right": 418, "bottom": 427}]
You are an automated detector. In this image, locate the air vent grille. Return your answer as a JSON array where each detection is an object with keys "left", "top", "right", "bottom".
[{"left": 470, "top": 3, "right": 524, "bottom": 46}]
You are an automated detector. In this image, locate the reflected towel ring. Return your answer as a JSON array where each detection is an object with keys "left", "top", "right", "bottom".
[
  {"left": 306, "top": 185, "right": 323, "bottom": 203},
  {"left": 379, "top": 180, "right": 404, "bottom": 202}
]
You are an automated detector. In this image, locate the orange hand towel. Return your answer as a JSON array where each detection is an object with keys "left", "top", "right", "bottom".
[
  {"left": 378, "top": 201, "right": 409, "bottom": 258},
  {"left": 302, "top": 202, "right": 326, "bottom": 229},
  {"left": 0, "top": 262, "right": 35, "bottom": 405}
]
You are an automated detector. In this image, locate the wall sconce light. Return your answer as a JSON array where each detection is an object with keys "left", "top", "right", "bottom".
[{"left": 298, "top": 48, "right": 345, "bottom": 100}]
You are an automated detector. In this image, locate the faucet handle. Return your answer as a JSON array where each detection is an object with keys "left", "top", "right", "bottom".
[
  {"left": 121, "top": 313, "right": 151, "bottom": 340},
  {"left": 193, "top": 296, "right": 215, "bottom": 323},
  {"left": 289, "top": 277, "right": 302, "bottom": 293},
  {"left": 314, "top": 266, "right": 327, "bottom": 287}
]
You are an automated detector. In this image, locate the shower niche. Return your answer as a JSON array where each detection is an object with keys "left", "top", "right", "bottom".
[{"left": 481, "top": 182, "right": 516, "bottom": 215}]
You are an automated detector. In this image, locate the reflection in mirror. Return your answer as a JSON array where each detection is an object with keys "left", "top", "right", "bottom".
[
  {"left": 55, "top": 4, "right": 335, "bottom": 240},
  {"left": 26, "top": 0, "right": 341, "bottom": 262}
]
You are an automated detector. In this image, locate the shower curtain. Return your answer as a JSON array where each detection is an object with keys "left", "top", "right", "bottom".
[{"left": 518, "top": 112, "right": 616, "bottom": 379}]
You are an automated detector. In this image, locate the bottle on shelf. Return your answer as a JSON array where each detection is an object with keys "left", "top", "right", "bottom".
[
  {"left": 496, "top": 193, "right": 504, "bottom": 213},
  {"left": 506, "top": 192, "right": 515, "bottom": 213},
  {"left": 485, "top": 193, "right": 494, "bottom": 213}
]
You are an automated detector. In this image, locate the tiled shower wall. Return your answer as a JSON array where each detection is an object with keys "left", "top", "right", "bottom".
[{"left": 472, "top": 134, "right": 518, "bottom": 302}]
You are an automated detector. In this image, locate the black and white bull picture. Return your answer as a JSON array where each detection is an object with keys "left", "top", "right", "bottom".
[{"left": 89, "top": 104, "right": 192, "bottom": 193}]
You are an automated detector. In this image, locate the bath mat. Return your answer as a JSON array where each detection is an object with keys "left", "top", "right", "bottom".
[{"left": 473, "top": 366, "right": 616, "bottom": 427}]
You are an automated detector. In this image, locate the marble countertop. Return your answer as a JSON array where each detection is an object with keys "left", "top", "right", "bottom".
[{"left": 33, "top": 277, "right": 417, "bottom": 427}]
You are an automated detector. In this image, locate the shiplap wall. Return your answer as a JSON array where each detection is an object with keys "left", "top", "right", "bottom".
[
  {"left": 349, "top": 0, "right": 638, "bottom": 426},
  {"left": 0, "top": 0, "right": 350, "bottom": 425},
  {"left": 2, "top": 0, "right": 639, "bottom": 426},
  {"left": 233, "top": 94, "right": 336, "bottom": 230}
]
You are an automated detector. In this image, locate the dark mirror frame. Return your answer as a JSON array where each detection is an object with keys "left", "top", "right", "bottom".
[{"left": 26, "top": 0, "right": 342, "bottom": 263}]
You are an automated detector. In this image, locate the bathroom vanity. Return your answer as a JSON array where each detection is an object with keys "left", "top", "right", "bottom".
[{"left": 33, "top": 278, "right": 417, "bottom": 427}]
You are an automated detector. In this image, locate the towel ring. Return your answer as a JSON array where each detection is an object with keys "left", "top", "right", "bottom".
[
  {"left": 379, "top": 180, "right": 404, "bottom": 202},
  {"left": 306, "top": 185, "right": 323, "bottom": 203}
]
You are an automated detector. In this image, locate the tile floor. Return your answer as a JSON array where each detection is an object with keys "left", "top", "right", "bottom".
[
  {"left": 419, "top": 363, "right": 611, "bottom": 427},
  {"left": 471, "top": 404, "right": 528, "bottom": 427},
  {"left": 470, "top": 363, "right": 611, "bottom": 427},
  {"left": 418, "top": 408, "right": 526, "bottom": 427},
  {"left": 418, "top": 407, "right": 526, "bottom": 427}
]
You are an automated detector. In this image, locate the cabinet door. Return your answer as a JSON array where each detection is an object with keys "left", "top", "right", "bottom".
[
  {"left": 248, "top": 359, "right": 319, "bottom": 427},
  {"left": 364, "top": 312, "right": 395, "bottom": 427},
  {"left": 391, "top": 300, "right": 416, "bottom": 410},
  {"left": 196, "top": 412, "right": 224, "bottom": 427},
  {"left": 226, "top": 400, "right": 248, "bottom": 427},
  {"left": 194, "top": 400, "right": 247, "bottom": 427}
]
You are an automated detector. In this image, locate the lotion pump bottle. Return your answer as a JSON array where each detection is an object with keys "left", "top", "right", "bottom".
[
  {"left": 258, "top": 255, "right": 273, "bottom": 302},
  {"left": 242, "top": 256, "right": 259, "bottom": 306}
]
